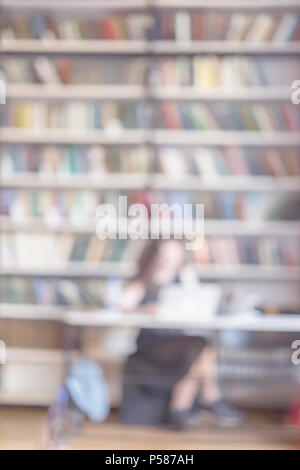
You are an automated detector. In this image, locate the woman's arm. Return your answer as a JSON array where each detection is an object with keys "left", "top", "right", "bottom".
[{"left": 119, "top": 280, "right": 146, "bottom": 313}]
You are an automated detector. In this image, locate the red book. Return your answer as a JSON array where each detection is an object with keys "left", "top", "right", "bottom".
[
  {"left": 223, "top": 147, "right": 250, "bottom": 175},
  {"left": 46, "top": 16, "right": 59, "bottom": 39},
  {"left": 281, "top": 241, "right": 299, "bottom": 266},
  {"left": 285, "top": 151, "right": 300, "bottom": 176},
  {"left": 162, "top": 102, "right": 182, "bottom": 129},
  {"left": 287, "top": 400, "right": 300, "bottom": 426},
  {"left": 56, "top": 60, "right": 72, "bottom": 84},
  {"left": 281, "top": 104, "right": 300, "bottom": 132},
  {"left": 263, "top": 149, "right": 287, "bottom": 176},
  {"left": 192, "top": 13, "right": 204, "bottom": 40},
  {"left": 292, "top": 23, "right": 300, "bottom": 41},
  {"left": 99, "top": 18, "right": 119, "bottom": 40},
  {"left": 161, "top": 11, "right": 174, "bottom": 40}
]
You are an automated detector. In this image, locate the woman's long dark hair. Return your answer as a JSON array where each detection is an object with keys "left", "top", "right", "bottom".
[
  {"left": 134, "top": 239, "right": 160, "bottom": 286},
  {"left": 134, "top": 238, "right": 186, "bottom": 286}
]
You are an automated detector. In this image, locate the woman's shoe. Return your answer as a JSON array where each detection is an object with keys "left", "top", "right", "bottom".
[
  {"left": 168, "top": 408, "right": 193, "bottom": 430},
  {"left": 194, "top": 400, "right": 244, "bottom": 427}
]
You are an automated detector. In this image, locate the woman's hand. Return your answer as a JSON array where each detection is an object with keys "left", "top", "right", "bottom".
[
  {"left": 138, "top": 303, "right": 158, "bottom": 315},
  {"left": 119, "top": 280, "right": 146, "bottom": 313}
]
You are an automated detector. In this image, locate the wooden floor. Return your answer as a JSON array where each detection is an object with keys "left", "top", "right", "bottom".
[{"left": 0, "top": 407, "right": 299, "bottom": 450}]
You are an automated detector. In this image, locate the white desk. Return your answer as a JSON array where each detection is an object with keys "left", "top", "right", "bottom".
[{"left": 64, "top": 310, "right": 300, "bottom": 333}]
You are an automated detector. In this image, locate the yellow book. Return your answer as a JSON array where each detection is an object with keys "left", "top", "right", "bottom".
[
  {"left": 193, "top": 57, "right": 218, "bottom": 89},
  {"left": 85, "top": 236, "right": 107, "bottom": 263}
]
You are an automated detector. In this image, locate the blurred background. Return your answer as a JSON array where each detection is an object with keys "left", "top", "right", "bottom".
[{"left": 0, "top": 0, "right": 300, "bottom": 450}]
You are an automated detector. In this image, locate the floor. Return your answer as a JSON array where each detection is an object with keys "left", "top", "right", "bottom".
[{"left": 0, "top": 407, "right": 299, "bottom": 450}]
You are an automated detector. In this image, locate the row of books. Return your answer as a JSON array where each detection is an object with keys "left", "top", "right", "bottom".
[
  {"left": 2, "top": 102, "right": 147, "bottom": 130},
  {"left": 0, "top": 278, "right": 298, "bottom": 317},
  {"left": 1, "top": 233, "right": 147, "bottom": 267},
  {"left": 0, "top": 277, "right": 299, "bottom": 320},
  {"left": 2, "top": 145, "right": 300, "bottom": 178},
  {"left": 157, "top": 148, "right": 300, "bottom": 178},
  {"left": 2, "top": 55, "right": 294, "bottom": 88},
  {"left": 1, "top": 232, "right": 298, "bottom": 268},
  {"left": 153, "top": 56, "right": 268, "bottom": 88},
  {"left": 1, "top": 189, "right": 298, "bottom": 221},
  {"left": 193, "top": 236, "right": 300, "bottom": 267},
  {"left": 153, "top": 11, "right": 300, "bottom": 42},
  {"left": 0, "top": 189, "right": 141, "bottom": 222},
  {"left": 158, "top": 102, "right": 299, "bottom": 131},
  {"left": 3, "top": 12, "right": 300, "bottom": 43},
  {"left": 0, "top": 276, "right": 108, "bottom": 308},
  {"left": 3, "top": 102, "right": 299, "bottom": 131},
  {"left": 1, "top": 56, "right": 146, "bottom": 85},
  {"left": 1, "top": 145, "right": 152, "bottom": 175},
  {"left": 158, "top": 191, "right": 299, "bottom": 221},
  {"left": 1, "top": 13, "right": 150, "bottom": 40}
]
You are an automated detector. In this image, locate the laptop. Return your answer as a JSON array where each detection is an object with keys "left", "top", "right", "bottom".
[{"left": 157, "top": 283, "right": 222, "bottom": 322}]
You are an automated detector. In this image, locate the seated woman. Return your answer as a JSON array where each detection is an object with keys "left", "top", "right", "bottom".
[{"left": 120, "top": 239, "right": 242, "bottom": 428}]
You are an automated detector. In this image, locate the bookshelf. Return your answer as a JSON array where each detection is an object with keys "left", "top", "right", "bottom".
[
  {"left": 1, "top": 39, "right": 149, "bottom": 54},
  {"left": 1, "top": 0, "right": 300, "bottom": 406},
  {"left": 2, "top": 172, "right": 300, "bottom": 191},
  {"left": 2, "top": 216, "right": 300, "bottom": 236},
  {"left": 5, "top": 84, "right": 293, "bottom": 101},
  {"left": 1, "top": 129, "right": 299, "bottom": 146},
  {"left": 152, "top": 42, "right": 300, "bottom": 55},
  {"left": 1, "top": 263, "right": 137, "bottom": 278},
  {"left": 0, "top": 0, "right": 147, "bottom": 10},
  {"left": 150, "top": 86, "right": 293, "bottom": 101},
  {"left": 2, "top": 39, "right": 300, "bottom": 55},
  {"left": 5, "top": 84, "right": 148, "bottom": 100},
  {"left": 2, "top": 0, "right": 300, "bottom": 11},
  {"left": 0, "top": 304, "right": 65, "bottom": 321}
]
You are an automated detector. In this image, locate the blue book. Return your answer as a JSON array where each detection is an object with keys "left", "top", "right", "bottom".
[
  {"left": 30, "top": 15, "right": 48, "bottom": 39},
  {"left": 219, "top": 193, "right": 236, "bottom": 219}
]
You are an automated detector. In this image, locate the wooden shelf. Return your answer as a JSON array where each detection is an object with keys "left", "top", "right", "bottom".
[
  {"left": 2, "top": 0, "right": 300, "bottom": 11},
  {"left": 2, "top": 173, "right": 300, "bottom": 192},
  {"left": 151, "top": 86, "right": 293, "bottom": 102},
  {"left": 1, "top": 128, "right": 299, "bottom": 146},
  {"left": 0, "top": 304, "right": 64, "bottom": 320},
  {"left": 1, "top": 216, "right": 300, "bottom": 237},
  {"left": 1, "top": 0, "right": 147, "bottom": 10},
  {"left": 0, "top": 263, "right": 298, "bottom": 281},
  {"left": 0, "top": 216, "right": 99, "bottom": 234},
  {"left": 6, "top": 84, "right": 147, "bottom": 100},
  {"left": 204, "top": 220, "right": 300, "bottom": 237},
  {"left": 6, "top": 84, "right": 293, "bottom": 102},
  {"left": 1, "top": 39, "right": 149, "bottom": 54},
  {"left": 195, "top": 264, "right": 300, "bottom": 281},
  {"left": 0, "top": 128, "right": 148, "bottom": 144},
  {"left": 155, "top": 0, "right": 300, "bottom": 10},
  {"left": 1, "top": 172, "right": 151, "bottom": 190},
  {"left": 152, "top": 130, "right": 300, "bottom": 147},
  {"left": 3, "top": 39, "right": 300, "bottom": 55},
  {"left": 152, "top": 41, "right": 300, "bottom": 55},
  {"left": 0, "top": 262, "right": 137, "bottom": 278},
  {"left": 189, "top": 264, "right": 300, "bottom": 282},
  {"left": 152, "top": 175, "right": 300, "bottom": 192}
]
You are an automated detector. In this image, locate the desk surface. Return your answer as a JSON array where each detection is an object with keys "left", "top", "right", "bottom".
[{"left": 64, "top": 310, "right": 300, "bottom": 333}]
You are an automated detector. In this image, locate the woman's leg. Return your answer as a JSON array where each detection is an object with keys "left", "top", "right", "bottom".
[
  {"left": 198, "top": 346, "right": 221, "bottom": 404},
  {"left": 170, "top": 345, "right": 220, "bottom": 411},
  {"left": 169, "top": 343, "right": 243, "bottom": 427}
]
